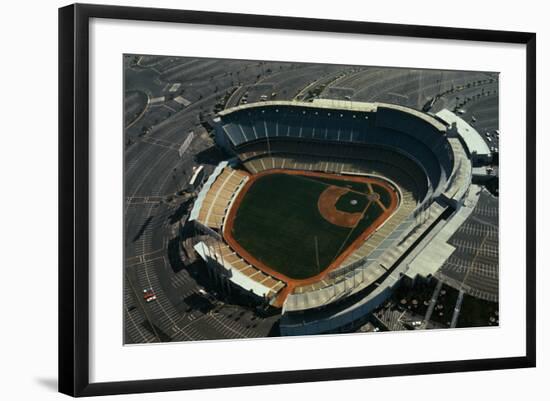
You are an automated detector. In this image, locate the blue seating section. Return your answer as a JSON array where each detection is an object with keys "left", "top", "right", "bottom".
[{"left": 219, "top": 104, "right": 452, "bottom": 194}]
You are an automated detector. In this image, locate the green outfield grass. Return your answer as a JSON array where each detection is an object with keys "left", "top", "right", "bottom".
[{"left": 229, "top": 173, "right": 387, "bottom": 280}]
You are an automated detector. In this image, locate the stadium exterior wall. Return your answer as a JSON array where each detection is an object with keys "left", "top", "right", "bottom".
[{"left": 280, "top": 278, "right": 397, "bottom": 336}]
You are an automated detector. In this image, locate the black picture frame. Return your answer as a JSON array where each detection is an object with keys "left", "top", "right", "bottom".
[{"left": 58, "top": 3, "right": 536, "bottom": 397}]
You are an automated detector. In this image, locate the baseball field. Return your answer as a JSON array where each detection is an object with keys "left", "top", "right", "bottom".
[{"left": 223, "top": 170, "right": 398, "bottom": 282}]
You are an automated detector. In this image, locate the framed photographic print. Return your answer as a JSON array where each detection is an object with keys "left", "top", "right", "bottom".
[{"left": 58, "top": 3, "right": 536, "bottom": 397}]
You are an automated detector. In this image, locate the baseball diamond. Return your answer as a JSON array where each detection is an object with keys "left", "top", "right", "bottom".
[{"left": 223, "top": 170, "right": 398, "bottom": 282}]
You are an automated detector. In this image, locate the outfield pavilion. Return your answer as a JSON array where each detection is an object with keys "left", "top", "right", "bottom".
[{"left": 188, "top": 99, "right": 490, "bottom": 335}]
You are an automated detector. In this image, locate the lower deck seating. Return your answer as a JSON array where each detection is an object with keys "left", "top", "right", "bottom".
[
  {"left": 196, "top": 167, "right": 248, "bottom": 230},
  {"left": 202, "top": 238, "right": 286, "bottom": 301}
]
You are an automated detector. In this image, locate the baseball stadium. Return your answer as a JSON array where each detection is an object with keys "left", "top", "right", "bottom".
[{"left": 188, "top": 98, "right": 488, "bottom": 336}]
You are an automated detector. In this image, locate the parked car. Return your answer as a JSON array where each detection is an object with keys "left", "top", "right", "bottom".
[{"left": 143, "top": 288, "right": 157, "bottom": 302}]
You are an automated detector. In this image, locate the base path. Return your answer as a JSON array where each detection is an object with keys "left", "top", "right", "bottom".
[{"left": 318, "top": 186, "right": 363, "bottom": 228}]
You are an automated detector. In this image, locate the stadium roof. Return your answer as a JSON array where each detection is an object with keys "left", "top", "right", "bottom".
[
  {"left": 217, "top": 99, "right": 447, "bottom": 132},
  {"left": 189, "top": 161, "right": 228, "bottom": 222},
  {"left": 436, "top": 109, "right": 491, "bottom": 157}
]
